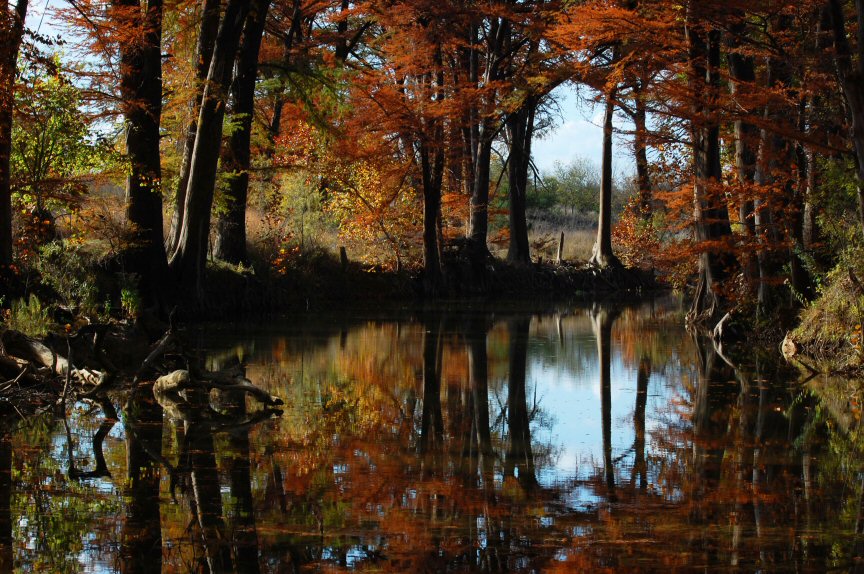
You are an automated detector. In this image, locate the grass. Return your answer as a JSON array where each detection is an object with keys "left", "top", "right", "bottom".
[{"left": 506, "top": 211, "right": 598, "bottom": 263}]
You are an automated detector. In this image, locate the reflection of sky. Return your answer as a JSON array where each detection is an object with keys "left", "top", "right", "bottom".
[{"left": 527, "top": 329, "right": 678, "bottom": 489}]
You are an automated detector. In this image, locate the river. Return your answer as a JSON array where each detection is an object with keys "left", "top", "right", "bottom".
[{"left": 3, "top": 297, "right": 861, "bottom": 572}]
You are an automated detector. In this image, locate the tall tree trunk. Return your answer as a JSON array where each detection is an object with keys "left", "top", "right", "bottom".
[
  {"left": 169, "top": 0, "right": 250, "bottom": 294},
  {"left": 468, "top": 123, "right": 493, "bottom": 255},
  {"left": 214, "top": 0, "right": 271, "bottom": 264},
  {"left": 686, "top": 10, "right": 735, "bottom": 325},
  {"left": 420, "top": 130, "right": 445, "bottom": 294},
  {"left": 828, "top": 0, "right": 864, "bottom": 239},
  {"left": 753, "top": 13, "right": 810, "bottom": 313},
  {"left": 419, "top": 62, "right": 446, "bottom": 295},
  {"left": 115, "top": 0, "right": 170, "bottom": 309},
  {"left": 727, "top": 22, "right": 758, "bottom": 291},
  {"left": 506, "top": 98, "right": 535, "bottom": 265},
  {"left": 633, "top": 80, "right": 652, "bottom": 218},
  {"left": 467, "top": 18, "right": 505, "bottom": 262},
  {"left": 790, "top": 98, "right": 813, "bottom": 303},
  {"left": 166, "top": 0, "right": 220, "bottom": 256},
  {"left": 0, "top": 0, "right": 26, "bottom": 270},
  {"left": 590, "top": 89, "right": 621, "bottom": 268}
]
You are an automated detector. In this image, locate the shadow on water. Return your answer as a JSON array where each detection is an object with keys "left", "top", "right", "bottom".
[{"left": 3, "top": 298, "right": 864, "bottom": 571}]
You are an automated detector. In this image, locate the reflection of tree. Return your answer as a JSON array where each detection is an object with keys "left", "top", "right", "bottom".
[
  {"left": 14, "top": 304, "right": 864, "bottom": 571},
  {"left": 68, "top": 398, "right": 116, "bottom": 480},
  {"left": 121, "top": 387, "right": 163, "bottom": 574},
  {"left": 0, "top": 437, "right": 10, "bottom": 574},
  {"left": 505, "top": 317, "right": 537, "bottom": 492},
  {"left": 468, "top": 314, "right": 494, "bottom": 489},
  {"left": 225, "top": 392, "right": 261, "bottom": 574},
  {"left": 186, "top": 390, "right": 234, "bottom": 573},
  {"left": 632, "top": 355, "right": 650, "bottom": 490},
  {"left": 591, "top": 305, "right": 619, "bottom": 501},
  {"left": 419, "top": 316, "right": 443, "bottom": 457}
]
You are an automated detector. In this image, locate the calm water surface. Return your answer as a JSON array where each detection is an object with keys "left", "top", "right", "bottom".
[{"left": 4, "top": 299, "right": 863, "bottom": 572}]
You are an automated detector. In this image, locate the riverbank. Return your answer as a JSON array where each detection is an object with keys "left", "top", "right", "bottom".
[
  {"left": 184, "top": 249, "right": 660, "bottom": 319},
  {"left": 784, "top": 267, "right": 864, "bottom": 376}
]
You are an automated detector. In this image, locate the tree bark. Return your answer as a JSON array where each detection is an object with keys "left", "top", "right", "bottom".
[
  {"left": 214, "top": 0, "right": 271, "bottom": 264},
  {"left": 633, "top": 80, "right": 652, "bottom": 218},
  {"left": 752, "top": 13, "right": 811, "bottom": 312},
  {"left": 590, "top": 89, "right": 621, "bottom": 268},
  {"left": 169, "top": 0, "right": 250, "bottom": 294},
  {"left": 0, "top": 0, "right": 28, "bottom": 269},
  {"left": 727, "top": 22, "right": 758, "bottom": 291},
  {"left": 420, "top": 118, "right": 445, "bottom": 294},
  {"left": 468, "top": 123, "right": 494, "bottom": 256},
  {"left": 114, "top": 0, "right": 171, "bottom": 308},
  {"left": 166, "top": 0, "right": 220, "bottom": 256},
  {"left": 828, "top": 0, "right": 864, "bottom": 240},
  {"left": 686, "top": 9, "right": 735, "bottom": 324},
  {"left": 506, "top": 97, "right": 536, "bottom": 265}
]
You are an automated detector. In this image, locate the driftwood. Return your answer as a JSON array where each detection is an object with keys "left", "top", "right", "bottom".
[
  {"left": 0, "top": 308, "right": 284, "bottom": 434},
  {"left": 154, "top": 368, "right": 283, "bottom": 410},
  {"left": 1, "top": 329, "right": 106, "bottom": 387}
]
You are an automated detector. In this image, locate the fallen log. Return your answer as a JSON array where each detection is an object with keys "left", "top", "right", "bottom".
[{"left": 1, "top": 329, "right": 106, "bottom": 387}]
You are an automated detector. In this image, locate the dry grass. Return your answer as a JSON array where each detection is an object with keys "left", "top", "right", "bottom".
[
  {"left": 491, "top": 211, "right": 597, "bottom": 264},
  {"left": 64, "top": 193, "right": 599, "bottom": 269}
]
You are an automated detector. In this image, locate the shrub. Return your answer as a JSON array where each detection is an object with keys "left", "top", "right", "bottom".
[{"left": 4, "top": 294, "right": 52, "bottom": 337}]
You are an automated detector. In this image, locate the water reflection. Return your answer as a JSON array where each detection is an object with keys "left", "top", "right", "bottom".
[
  {"left": 0, "top": 437, "right": 10, "bottom": 574},
  {"left": 2, "top": 299, "right": 864, "bottom": 571},
  {"left": 121, "top": 386, "right": 162, "bottom": 574}
]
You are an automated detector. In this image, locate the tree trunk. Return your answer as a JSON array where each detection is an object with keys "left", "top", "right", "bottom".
[
  {"left": 633, "top": 80, "right": 652, "bottom": 218},
  {"left": 506, "top": 98, "right": 535, "bottom": 265},
  {"left": 590, "top": 90, "right": 621, "bottom": 268},
  {"left": 0, "top": 0, "right": 28, "bottom": 269},
  {"left": 419, "top": 60, "right": 446, "bottom": 295},
  {"left": 752, "top": 13, "right": 810, "bottom": 313},
  {"left": 790, "top": 99, "right": 813, "bottom": 303},
  {"left": 686, "top": 10, "right": 735, "bottom": 324},
  {"left": 115, "top": 0, "right": 170, "bottom": 308},
  {"left": 468, "top": 122, "right": 493, "bottom": 255},
  {"left": 169, "top": 0, "right": 250, "bottom": 294},
  {"left": 166, "top": 0, "right": 220, "bottom": 256},
  {"left": 727, "top": 23, "right": 758, "bottom": 291},
  {"left": 420, "top": 127, "right": 444, "bottom": 294},
  {"left": 828, "top": 0, "right": 864, "bottom": 239},
  {"left": 214, "top": 0, "right": 271, "bottom": 264}
]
